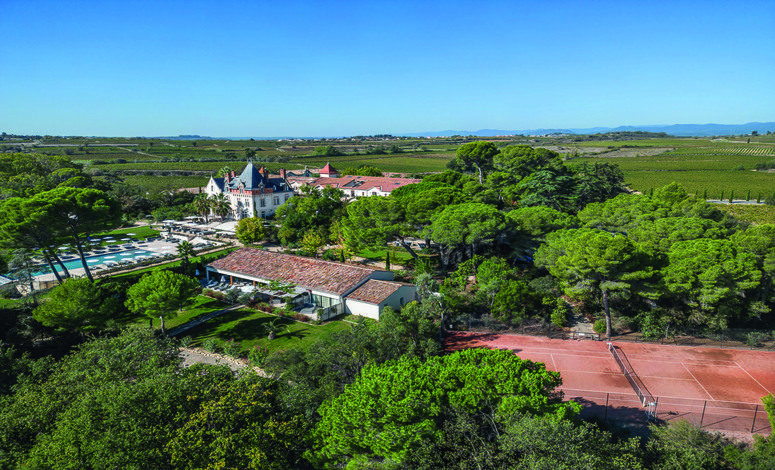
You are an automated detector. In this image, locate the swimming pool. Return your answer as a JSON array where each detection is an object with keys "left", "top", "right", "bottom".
[{"left": 34, "top": 249, "right": 158, "bottom": 276}]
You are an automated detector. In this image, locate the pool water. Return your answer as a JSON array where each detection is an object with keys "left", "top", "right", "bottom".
[{"left": 34, "top": 249, "right": 158, "bottom": 275}]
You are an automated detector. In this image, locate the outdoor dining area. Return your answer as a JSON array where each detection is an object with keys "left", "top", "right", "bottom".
[
  {"left": 161, "top": 219, "right": 221, "bottom": 237},
  {"left": 203, "top": 275, "right": 315, "bottom": 310}
]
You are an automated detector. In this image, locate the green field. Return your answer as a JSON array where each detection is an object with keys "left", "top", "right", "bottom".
[
  {"left": 714, "top": 203, "right": 775, "bottom": 225},
  {"left": 14, "top": 134, "right": 775, "bottom": 196},
  {"left": 622, "top": 170, "right": 774, "bottom": 199},
  {"left": 185, "top": 307, "right": 353, "bottom": 354},
  {"left": 116, "top": 174, "right": 210, "bottom": 192}
]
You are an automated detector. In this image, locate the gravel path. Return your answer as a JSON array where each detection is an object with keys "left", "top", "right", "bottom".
[{"left": 179, "top": 347, "right": 267, "bottom": 376}]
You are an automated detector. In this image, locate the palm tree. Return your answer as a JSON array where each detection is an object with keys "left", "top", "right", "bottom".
[
  {"left": 264, "top": 317, "right": 289, "bottom": 340},
  {"left": 177, "top": 241, "right": 195, "bottom": 261},
  {"left": 191, "top": 194, "right": 211, "bottom": 223},
  {"left": 209, "top": 193, "right": 231, "bottom": 221}
]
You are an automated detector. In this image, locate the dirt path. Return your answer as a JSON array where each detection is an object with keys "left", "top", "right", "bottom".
[{"left": 117, "top": 146, "right": 163, "bottom": 158}]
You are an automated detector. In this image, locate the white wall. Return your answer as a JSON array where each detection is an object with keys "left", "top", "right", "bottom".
[
  {"left": 378, "top": 285, "right": 417, "bottom": 312},
  {"left": 344, "top": 298, "right": 381, "bottom": 320}
]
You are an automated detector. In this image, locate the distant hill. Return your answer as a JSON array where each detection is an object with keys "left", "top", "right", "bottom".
[{"left": 404, "top": 122, "right": 775, "bottom": 138}]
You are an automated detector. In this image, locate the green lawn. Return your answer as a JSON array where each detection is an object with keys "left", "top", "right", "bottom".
[
  {"left": 97, "top": 225, "right": 159, "bottom": 239},
  {"left": 184, "top": 308, "right": 353, "bottom": 354},
  {"left": 128, "top": 294, "right": 229, "bottom": 330}
]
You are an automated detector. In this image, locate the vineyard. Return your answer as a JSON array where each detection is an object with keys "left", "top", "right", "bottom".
[{"left": 4, "top": 134, "right": 774, "bottom": 195}]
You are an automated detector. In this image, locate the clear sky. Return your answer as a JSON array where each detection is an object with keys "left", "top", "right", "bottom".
[{"left": 1, "top": 0, "right": 773, "bottom": 137}]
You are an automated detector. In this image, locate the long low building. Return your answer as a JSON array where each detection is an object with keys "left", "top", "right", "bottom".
[{"left": 205, "top": 247, "right": 416, "bottom": 320}]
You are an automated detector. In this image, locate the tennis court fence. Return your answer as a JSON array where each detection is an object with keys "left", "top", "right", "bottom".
[{"left": 561, "top": 388, "right": 772, "bottom": 435}]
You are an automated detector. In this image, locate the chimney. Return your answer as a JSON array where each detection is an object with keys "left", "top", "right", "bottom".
[
  {"left": 230, "top": 170, "right": 236, "bottom": 178},
  {"left": 279, "top": 168, "right": 287, "bottom": 179},
  {"left": 260, "top": 166, "right": 269, "bottom": 179}
]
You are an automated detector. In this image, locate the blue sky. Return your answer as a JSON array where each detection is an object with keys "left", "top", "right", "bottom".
[{"left": 1, "top": 0, "right": 773, "bottom": 136}]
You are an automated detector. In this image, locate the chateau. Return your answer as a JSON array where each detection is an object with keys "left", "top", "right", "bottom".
[{"left": 204, "top": 162, "right": 294, "bottom": 219}]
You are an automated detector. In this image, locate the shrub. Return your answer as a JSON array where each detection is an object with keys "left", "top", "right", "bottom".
[
  {"left": 203, "top": 289, "right": 225, "bottom": 300},
  {"left": 290, "top": 313, "right": 310, "bottom": 322},
  {"left": 248, "top": 345, "right": 269, "bottom": 366},
  {"left": 202, "top": 337, "right": 220, "bottom": 353},
  {"left": 237, "top": 291, "right": 254, "bottom": 305},
  {"left": 746, "top": 331, "right": 767, "bottom": 348},
  {"left": 224, "top": 288, "right": 241, "bottom": 304},
  {"left": 550, "top": 299, "right": 568, "bottom": 328},
  {"left": 593, "top": 319, "right": 607, "bottom": 335},
  {"left": 222, "top": 338, "right": 241, "bottom": 357}
]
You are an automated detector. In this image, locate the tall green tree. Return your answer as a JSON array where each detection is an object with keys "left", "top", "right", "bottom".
[
  {"left": 340, "top": 196, "right": 416, "bottom": 257},
  {"left": 494, "top": 144, "right": 559, "bottom": 177},
  {"left": 235, "top": 217, "right": 267, "bottom": 245},
  {"left": 208, "top": 192, "right": 231, "bottom": 220},
  {"left": 0, "top": 329, "right": 235, "bottom": 470},
  {"left": 36, "top": 187, "right": 121, "bottom": 282},
  {"left": 32, "top": 278, "right": 116, "bottom": 334},
  {"left": 166, "top": 375, "right": 310, "bottom": 470},
  {"left": 275, "top": 186, "right": 346, "bottom": 244},
  {"left": 663, "top": 238, "right": 761, "bottom": 329},
  {"left": 535, "top": 228, "right": 653, "bottom": 339},
  {"left": 190, "top": 193, "right": 211, "bottom": 223},
  {"left": 313, "top": 348, "right": 578, "bottom": 468},
  {"left": 0, "top": 197, "right": 71, "bottom": 283},
  {"left": 125, "top": 270, "right": 201, "bottom": 336},
  {"left": 427, "top": 203, "right": 508, "bottom": 267},
  {"left": 448, "top": 141, "right": 499, "bottom": 184}
]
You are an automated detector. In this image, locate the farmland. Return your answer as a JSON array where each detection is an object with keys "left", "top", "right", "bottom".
[{"left": 3, "top": 134, "right": 774, "bottom": 196}]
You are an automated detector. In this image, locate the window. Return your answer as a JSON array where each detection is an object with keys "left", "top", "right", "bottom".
[
  {"left": 273, "top": 196, "right": 280, "bottom": 205},
  {"left": 260, "top": 198, "right": 266, "bottom": 207},
  {"left": 399, "top": 297, "right": 404, "bottom": 305},
  {"left": 285, "top": 194, "right": 290, "bottom": 201}
]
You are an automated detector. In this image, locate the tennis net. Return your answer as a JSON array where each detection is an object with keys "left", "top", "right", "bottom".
[{"left": 608, "top": 343, "right": 655, "bottom": 408}]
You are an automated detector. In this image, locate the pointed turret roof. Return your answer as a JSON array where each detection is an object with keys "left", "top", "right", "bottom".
[
  {"left": 320, "top": 162, "right": 338, "bottom": 175},
  {"left": 232, "top": 161, "right": 266, "bottom": 189}
]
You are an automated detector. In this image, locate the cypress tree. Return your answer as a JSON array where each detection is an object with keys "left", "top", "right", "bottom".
[
  {"left": 385, "top": 251, "right": 391, "bottom": 270},
  {"left": 729, "top": 190, "right": 734, "bottom": 203}
]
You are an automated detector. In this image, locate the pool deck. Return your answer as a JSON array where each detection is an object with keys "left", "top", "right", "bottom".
[{"left": 34, "top": 238, "right": 193, "bottom": 283}]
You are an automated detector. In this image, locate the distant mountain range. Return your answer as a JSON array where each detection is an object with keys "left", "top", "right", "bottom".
[
  {"left": 402, "top": 122, "right": 775, "bottom": 138},
  {"left": 154, "top": 122, "right": 775, "bottom": 140}
]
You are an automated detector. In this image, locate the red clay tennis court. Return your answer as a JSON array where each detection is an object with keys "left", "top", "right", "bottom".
[{"left": 445, "top": 331, "right": 775, "bottom": 436}]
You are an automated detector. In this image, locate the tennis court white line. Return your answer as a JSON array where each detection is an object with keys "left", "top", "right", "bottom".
[
  {"left": 550, "top": 353, "right": 559, "bottom": 372},
  {"left": 734, "top": 361, "right": 773, "bottom": 395},
  {"left": 504, "top": 345, "right": 742, "bottom": 366},
  {"left": 681, "top": 362, "right": 716, "bottom": 401}
]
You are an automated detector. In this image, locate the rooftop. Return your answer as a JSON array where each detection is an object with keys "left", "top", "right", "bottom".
[
  {"left": 346, "top": 279, "right": 408, "bottom": 304},
  {"left": 207, "top": 248, "right": 387, "bottom": 296},
  {"left": 294, "top": 175, "right": 422, "bottom": 193}
]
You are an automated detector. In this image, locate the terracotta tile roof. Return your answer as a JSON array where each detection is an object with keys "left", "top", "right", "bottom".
[
  {"left": 304, "top": 176, "right": 422, "bottom": 193},
  {"left": 320, "top": 162, "right": 338, "bottom": 174},
  {"left": 207, "top": 248, "right": 385, "bottom": 296},
  {"left": 346, "top": 279, "right": 407, "bottom": 304}
]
